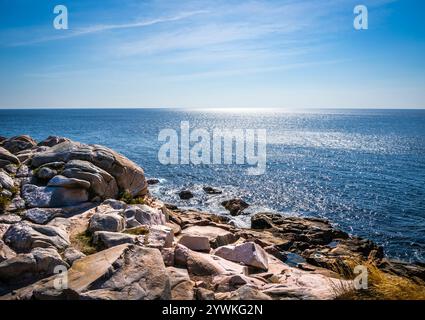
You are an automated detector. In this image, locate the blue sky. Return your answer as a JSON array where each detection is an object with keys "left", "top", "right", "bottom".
[{"left": 0, "top": 0, "right": 424, "bottom": 108}]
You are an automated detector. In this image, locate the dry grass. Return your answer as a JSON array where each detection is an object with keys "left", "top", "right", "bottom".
[
  {"left": 333, "top": 259, "right": 425, "bottom": 300},
  {"left": 71, "top": 231, "right": 98, "bottom": 255}
]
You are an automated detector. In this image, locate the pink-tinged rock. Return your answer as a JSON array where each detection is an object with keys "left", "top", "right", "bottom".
[
  {"left": 214, "top": 242, "right": 269, "bottom": 270},
  {"left": 178, "top": 234, "right": 211, "bottom": 252}
]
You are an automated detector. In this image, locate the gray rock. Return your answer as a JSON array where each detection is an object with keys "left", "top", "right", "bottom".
[
  {"left": 0, "top": 146, "right": 20, "bottom": 167},
  {"left": 38, "top": 136, "right": 70, "bottom": 148},
  {"left": 3, "top": 221, "right": 70, "bottom": 253},
  {"left": 124, "top": 204, "right": 166, "bottom": 228},
  {"left": 30, "top": 141, "right": 148, "bottom": 197},
  {"left": 93, "top": 231, "right": 136, "bottom": 248},
  {"left": 24, "top": 208, "right": 63, "bottom": 224},
  {"left": 1, "top": 135, "right": 37, "bottom": 154},
  {"left": 0, "top": 170, "right": 14, "bottom": 190},
  {"left": 0, "top": 247, "right": 68, "bottom": 282},
  {"left": 0, "top": 214, "right": 22, "bottom": 224},
  {"left": 8, "top": 195, "right": 26, "bottom": 212},
  {"left": 62, "top": 160, "right": 119, "bottom": 200},
  {"left": 4, "top": 164, "right": 18, "bottom": 175},
  {"left": 21, "top": 184, "right": 89, "bottom": 208},
  {"left": 145, "top": 225, "right": 174, "bottom": 249},
  {"left": 16, "top": 164, "right": 30, "bottom": 178},
  {"left": 15, "top": 245, "right": 171, "bottom": 300},
  {"left": 1, "top": 189, "right": 13, "bottom": 198},
  {"left": 214, "top": 242, "right": 269, "bottom": 270},
  {"left": 178, "top": 234, "right": 211, "bottom": 252},
  {"left": 167, "top": 267, "right": 194, "bottom": 300},
  {"left": 88, "top": 212, "right": 125, "bottom": 233},
  {"left": 36, "top": 167, "right": 57, "bottom": 180},
  {"left": 63, "top": 247, "right": 86, "bottom": 266},
  {"left": 47, "top": 175, "right": 91, "bottom": 190},
  {"left": 0, "top": 240, "right": 16, "bottom": 263}
]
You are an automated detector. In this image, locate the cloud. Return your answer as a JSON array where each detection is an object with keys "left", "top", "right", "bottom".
[{"left": 8, "top": 10, "right": 208, "bottom": 47}]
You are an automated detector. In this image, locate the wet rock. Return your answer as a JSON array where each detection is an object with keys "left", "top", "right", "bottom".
[
  {"left": 93, "top": 231, "right": 136, "bottom": 248},
  {"left": 179, "top": 190, "right": 194, "bottom": 200},
  {"left": 203, "top": 186, "right": 222, "bottom": 195},
  {"left": 1, "top": 135, "right": 37, "bottom": 154},
  {"left": 214, "top": 242, "right": 269, "bottom": 270},
  {"left": 47, "top": 175, "right": 91, "bottom": 190},
  {"left": 3, "top": 221, "right": 70, "bottom": 253},
  {"left": 147, "top": 178, "right": 160, "bottom": 185},
  {"left": 221, "top": 198, "right": 249, "bottom": 216},
  {"left": 167, "top": 267, "right": 195, "bottom": 300},
  {"left": 180, "top": 225, "right": 238, "bottom": 249},
  {"left": 88, "top": 212, "right": 125, "bottom": 233},
  {"left": 8, "top": 195, "right": 26, "bottom": 212}
]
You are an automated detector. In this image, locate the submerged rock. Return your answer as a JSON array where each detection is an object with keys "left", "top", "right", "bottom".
[{"left": 179, "top": 190, "right": 194, "bottom": 200}]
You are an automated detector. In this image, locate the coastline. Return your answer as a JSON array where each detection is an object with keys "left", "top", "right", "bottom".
[{"left": 1, "top": 135, "right": 424, "bottom": 300}]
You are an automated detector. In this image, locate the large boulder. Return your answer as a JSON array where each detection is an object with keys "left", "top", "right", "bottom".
[
  {"left": 62, "top": 160, "right": 119, "bottom": 200},
  {"left": 167, "top": 267, "right": 194, "bottom": 300},
  {"left": 10, "top": 244, "right": 171, "bottom": 300},
  {"left": 123, "top": 204, "right": 166, "bottom": 228},
  {"left": 0, "top": 247, "right": 68, "bottom": 283},
  {"left": 180, "top": 225, "right": 238, "bottom": 249},
  {"left": 0, "top": 146, "right": 20, "bottom": 168},
  {"left": 1, "top": 135, "right": 37, "bottom": 154},
  {"left": 3, "top": 221, "right": 70, "bottom": 253},
  {"left": 88, "top": 212, "right": 125, "bottom": 233},
  {"left": 92, "top": 231, "right": 136, "bottom": 248},
  {"left": 47, "top": 175, "right": 91, "bottom": 190},
  {"left": 214, "top": 242, "right": 269, "bottom": 270},
  {"left": 30, "top": 141, "right": 148, "bottom": 197},
  {"left": 21, "top": 184, "right": 89, "bottom": 208}
]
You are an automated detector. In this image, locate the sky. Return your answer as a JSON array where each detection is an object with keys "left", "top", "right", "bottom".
[{"left": 0, "top": 0, "right": 424, "bottom": 109}]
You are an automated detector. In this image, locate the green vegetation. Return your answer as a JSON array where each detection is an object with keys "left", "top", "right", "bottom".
[
  {"left": 72, "top": 231, "right": 98, "bottom": 255},
  {"left": 119, "top": 189, "right": 145, "bottom": 205}
]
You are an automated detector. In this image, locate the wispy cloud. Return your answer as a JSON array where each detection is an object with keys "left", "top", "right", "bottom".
[{"left": 8, "top": 10, "right": 208, "bottom": 47}]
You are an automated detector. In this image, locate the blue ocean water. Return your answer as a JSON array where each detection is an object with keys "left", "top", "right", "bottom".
[{"left": 1, "top": 108, "right": 424, "bottom": 263}]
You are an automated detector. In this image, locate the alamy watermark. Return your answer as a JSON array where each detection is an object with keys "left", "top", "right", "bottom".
[{"left": 158, "top": 121, "right": 267, "bottom": 175}]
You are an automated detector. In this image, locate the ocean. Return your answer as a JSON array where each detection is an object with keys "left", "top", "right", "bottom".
[{"left": 1, "top": 108, "right": 424, "bottom": 263}]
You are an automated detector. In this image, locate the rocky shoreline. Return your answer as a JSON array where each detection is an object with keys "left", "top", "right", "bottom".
[{"left": 0, "top": 135, "right": 424, "bottom": 300}]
